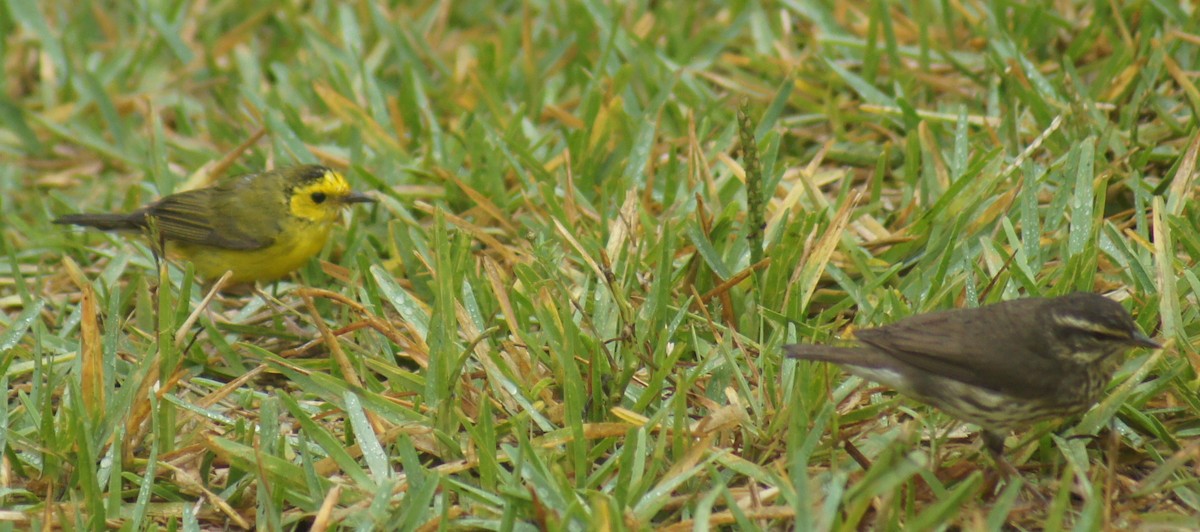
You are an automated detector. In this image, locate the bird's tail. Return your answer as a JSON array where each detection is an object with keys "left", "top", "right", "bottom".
[
  {"left": 787, "top": 344, "right": 910, "bottom": 391},
  {"left": 784, "top": 344, "right": 882, "bottom": 367},
  {"left": 54, "top": 213, "right": 145, "bottom": 231}
]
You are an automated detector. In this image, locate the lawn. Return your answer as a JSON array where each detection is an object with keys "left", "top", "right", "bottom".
[{"left": 2, "top": 1, "right": 1199, "bottom": 530}]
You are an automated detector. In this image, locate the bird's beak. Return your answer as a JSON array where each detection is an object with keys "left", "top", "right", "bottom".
[
  {"left": 1130, "top": 330, "right": 1161, "bottom": 349},
  {"left": 340, "top": 192, "right": 377, "bottom": 204}
]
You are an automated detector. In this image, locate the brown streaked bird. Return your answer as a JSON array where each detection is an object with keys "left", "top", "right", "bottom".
[{"left": 785, "top": 292, "right": 1160, "bottom": 476}]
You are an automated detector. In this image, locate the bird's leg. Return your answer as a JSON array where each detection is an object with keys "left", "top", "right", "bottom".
[
  {"left": 253, "top": 282, "right": 291, "bottom": 316},
  {"left": 253, "top": 283, "right": 308, "bottom": 337},
  {"left": 983, "top": 430, "right": 1021, "bottom": 481}
]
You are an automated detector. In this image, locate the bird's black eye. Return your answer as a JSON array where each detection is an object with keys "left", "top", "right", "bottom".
[{"left": 311, "top": 192, "right": 327, "bottom": 204}]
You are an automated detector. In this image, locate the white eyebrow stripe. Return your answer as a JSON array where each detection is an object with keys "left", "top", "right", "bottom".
[{"left": 1052, "top": 315, "right": 1124, "bottom": 335}]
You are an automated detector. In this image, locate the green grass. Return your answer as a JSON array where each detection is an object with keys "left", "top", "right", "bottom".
[{"left": 2, "top": 0, "right": 1199, "bottom": 529}]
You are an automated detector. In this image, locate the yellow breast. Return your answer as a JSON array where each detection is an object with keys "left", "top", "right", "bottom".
[{"left": 171, "top": 221, "right": 333, "bottom": 283}]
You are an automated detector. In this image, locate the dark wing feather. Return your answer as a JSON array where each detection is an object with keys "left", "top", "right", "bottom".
[{"left": 855, "top": 299, "right": 1062, "bottom": 398}]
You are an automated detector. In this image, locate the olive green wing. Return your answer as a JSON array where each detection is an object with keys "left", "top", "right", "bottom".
[{"left": 143, "top": 183, "right": 282, "bottom": 251}]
